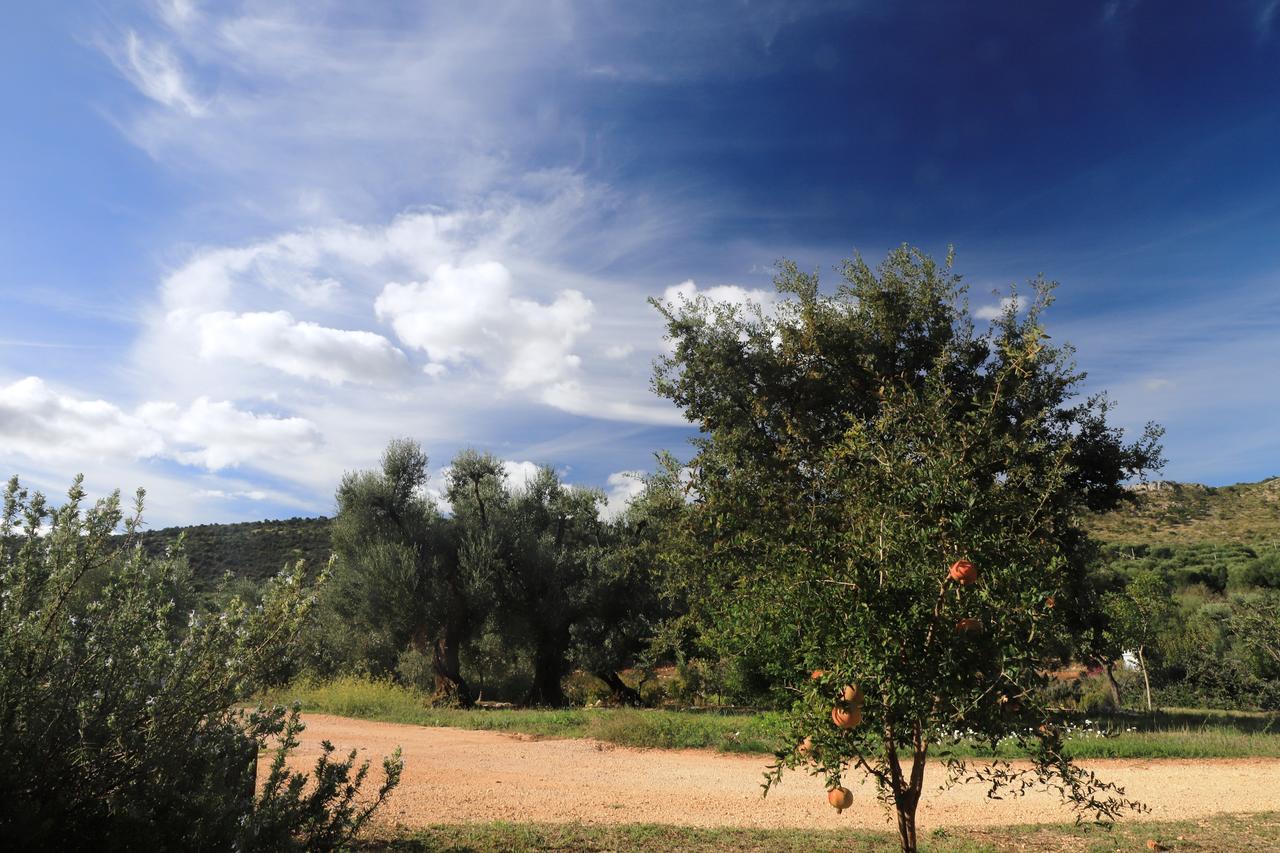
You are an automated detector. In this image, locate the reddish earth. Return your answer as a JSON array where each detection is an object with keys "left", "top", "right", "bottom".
[{"left": 277, "top": 713, "right": 1280, "bottom": 831}]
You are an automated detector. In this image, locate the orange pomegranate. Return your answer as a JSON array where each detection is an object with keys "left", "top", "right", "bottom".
[
  {"left": 810, "top": 669, "right": 826, "bottom": 680},
  {"left": 797, "top": 736, "right": 814, "bottom": 756},
  {"left": 955, "top": 617, "right": 983, "bottom": 634},
  {"left": 840, "top": 684, "right": 863, "bottom": 706},
  {"left": 831, "top": 702, "right": 862, "bottom": 729},
  {"left": 949, "top": 559, "right": 978, "bottom": 585},
  {"left": 1046, "top": 596, "right": 1056, "bottom": 609},
  {"left": 828, "top": 786, "right": 853, "bottom": 813}
]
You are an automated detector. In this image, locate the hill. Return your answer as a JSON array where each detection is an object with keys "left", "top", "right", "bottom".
[
  {"left": 1087, "top": 477, "right": 1280, "bottom": 546},
  {"left": 133, "top": 477, "right": 1280, "bottom": 591},
  {"left": 137, "top": 516, "right": 333, "bottom": 591}
]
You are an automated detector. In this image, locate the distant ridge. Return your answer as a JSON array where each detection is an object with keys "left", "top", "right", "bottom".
[
  {"left": 131, "top": 477, "right": 1280, "bottom": 588},
  {"left": 136, "top": 516, "right": 332, "bottom": 591},
  {"left": 1090, "top": 477, "right": 1280, "bottom": 545}
]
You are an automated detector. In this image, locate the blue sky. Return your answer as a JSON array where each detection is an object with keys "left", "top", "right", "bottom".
[{"left": 2, "top": 0, "right": 1279, "bottom": 526}]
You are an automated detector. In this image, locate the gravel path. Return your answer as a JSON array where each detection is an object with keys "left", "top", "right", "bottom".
[{"left": 285, "top": 713, "right": 1280, "bottom": 830}]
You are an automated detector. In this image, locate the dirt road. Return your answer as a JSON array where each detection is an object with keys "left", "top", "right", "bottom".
[{"left": 284, "top": 713, "right": 1280, "bottom": 830}]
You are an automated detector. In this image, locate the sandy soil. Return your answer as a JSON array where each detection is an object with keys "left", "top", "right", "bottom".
[{"left": 278, "top": 713, "right": 1280, "bottom": 831}]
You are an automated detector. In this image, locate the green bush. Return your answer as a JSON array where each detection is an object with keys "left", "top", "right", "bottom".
[
  {"left": 0, "top": 477, "right": 401, "bottom": 851},
  {"left": 1078, "top": 675, "right": 1121, "bottom": 715}
]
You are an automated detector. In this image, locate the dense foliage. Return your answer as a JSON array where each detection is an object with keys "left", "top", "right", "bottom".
[
  {"left": 140, "top": 478, "right": 1280, "bottom": 715},
  {"left": 309, "top": 442, "right": 673, "bottom": 708},
  {"left": 0, "top": 476, "right": 400, "bottom": 851},
  {"left": 651, "top": 246, "right": 1163, "bottom": 850},
  {"left": 136, "top": 516, "right": 332, "bottom": 598}
]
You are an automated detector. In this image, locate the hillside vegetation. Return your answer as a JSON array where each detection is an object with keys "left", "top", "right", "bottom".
[
  {"left": 137, "top": 516, "right": 332, "bottom": 591},
  {"left": 150, "top": 476, "right": 1280, "bottom": 589},
  {"left": 1088, "top": 477, "right": 1280, "bottom": 545}
]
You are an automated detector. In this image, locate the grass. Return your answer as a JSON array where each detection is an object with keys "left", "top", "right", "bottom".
[
  {"left": 359, "top": 812, "right": 1280, "bottom": 852},
  {"left": 264, "top": 677, "right": 1280, "bottom": 760},
  {"left": 264, "top": 677, "right": 783, "bottom": 753}
]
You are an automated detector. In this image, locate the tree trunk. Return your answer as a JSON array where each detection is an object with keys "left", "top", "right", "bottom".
[
  {"left": 524, "top": 638, "right": 568, "bottom": 707},
  {"left": 1104, "top": 660, "right": 1123, "bottom": 708},
  {"left": 1137, "top": 645, "right": 1153, "bottom": 712},
  {"left": 885, "top": 729, "right": 926, "bottom": 853},
  {"left": 424, "top": 623, "right": 473, "bottom": 707},
  {"left": 895, "top": 802, "right": 918, "bottom": 853},
  {"left": 595, "top": 669, "right": 644, "bottom": 706}
]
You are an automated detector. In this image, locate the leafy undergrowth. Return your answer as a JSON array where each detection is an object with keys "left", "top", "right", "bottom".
[
  {"left": 266, "top": 677, "right": 1280, "bottom": 759},
  {"left": 360, "top": 812, "right": 1280, "bottom": 852}
]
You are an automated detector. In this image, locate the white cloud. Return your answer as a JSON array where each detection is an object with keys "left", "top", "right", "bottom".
[
  {"left": 540, "top": 381, "right": 687, "bottom": 426},
  {"left": 375, "top": 262, "right": 593, "bottom": 389},
  {"left": 137, "top": 398, "right": 320, "bottom": 470},
  {"left": 116, "top": 30, "right": 205, "bottom": 116},
  {"left": 662, "top": 279, "right": 777, "bottom": 311},
  {"left": 156, "top": 0, "right": 199, "bottom": 30},
  {"left": 603, "top": 344, "right": 634, "bottom": 360},
  {"left": 193, "top": 488, "right": 269, "bottom": 501},
  {"left": 0, "top": 377, "right": 164, "bottom": 462},
  {"left": 601, "top": 470, "right": 646, "bottom": 519},
  {"left": 501, "top": 460, "right": 543, "bottom": 491},
  {"left": 975, "top": 295, "right": 1020, "bottom": 321},
  {"left": 0, "top": 377, "right": 319, "bottom": 474},
  {"left": 1144, "top": 377, "right": 1175, "bottom": 392},
  {"left": 197, "top": 310, "right": 408, "bottom": 385}
]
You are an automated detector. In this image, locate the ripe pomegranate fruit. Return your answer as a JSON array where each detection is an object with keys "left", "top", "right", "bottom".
[
  {"left": 797, "top": 736, "right": 814, "bottom": 756},
  {"left": 831, "top": 703, "right": 862, "bottom": 729},
  {"left": 949, "top": 559, "right": 978, "bottom": 585},
  {"left": 955, "top": 617, "right": 983, "bottom": 634},
  {"left": 828, "top": 786, "right": 853, "bottom": 813}
]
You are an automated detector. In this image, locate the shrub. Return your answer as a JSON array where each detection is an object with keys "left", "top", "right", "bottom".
[
  {"left": 0, "top": 476, "right": 401, "bottom": 850},
  {"left": 1078, "top": 675, "right": 1121, "bottom": 715}
]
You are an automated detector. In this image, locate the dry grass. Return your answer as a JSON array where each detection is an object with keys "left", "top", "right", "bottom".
[
  {"left": 360, "top": 811, "right": 1280, "bottom": 852},
  {"left": 1088, "top": 477, "right": 1280, "bottom": 545}
]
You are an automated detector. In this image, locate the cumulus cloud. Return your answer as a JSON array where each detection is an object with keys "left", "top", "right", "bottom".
[
  {"left": 601, "top": 470, "right": 646, "bottom": 519},
  {"left": 196, "top": 311, "right": 408, "bottom": 385},
  {"left": 975, "top": 295, "right": 1020, "bottom": 321},
  {"left": 0, "top": 377, "right": 318, "bottom": 472},
  {"left": 0, "top": 377, "right": 163, "bottom": 461},
  {"left": 375, "top": 262, "right": 593, "bottom": 389},
  {"left": 662, "top": 279, "right": 777, "bottom": 311},
  {"left": 137, "top": 398, "right": 320, "bottom": 470}
]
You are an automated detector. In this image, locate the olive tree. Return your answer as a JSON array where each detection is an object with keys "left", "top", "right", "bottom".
[
  {"left": 0, "top": 476, "right": 400, "bottom": 850},
  {"left": 328, "top": 439, "right": 477, "bottom": 704},
  {"left": 652, "top": 246, "right": 1163, "bottom": 851},
  {"left": 572, "top": 472, "right": 685, "bottom": 705},
  {"left": 448, "top": 452, "right": 610, "bottom": 707}
]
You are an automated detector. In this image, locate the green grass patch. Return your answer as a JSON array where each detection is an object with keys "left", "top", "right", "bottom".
[
  {"left": 265, "top": 677, "right": 784, "bottom": 753},
  {"left": 266, "top": 677, "right": 1280, "bottom": 759},
  {"left": 360, "top": 812, "right": 1280, "bottom": 852}
]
